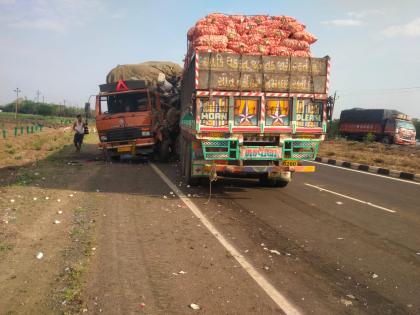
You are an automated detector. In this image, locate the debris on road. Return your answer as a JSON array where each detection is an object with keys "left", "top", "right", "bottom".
[
  {"left": 69, "top": 194, "right": 74, "bottom": 197},
  {"left": 96, "top": 189, "right": 100, "bottom": 192},
  {"left": 163, "top": 195, "right": 168, "bottom": 199},
  {"left": 54, "top": 220, "right": 61, "bottom": 224},
  {"left": 340, "top": 298, "right": 353, "bottom": 307},
  {"left": 337, "top": 237, "right": 344, "bottom": 240},
  {"left": 57, "top": 210, "right": 63, "bottom": 214},
  {"left": 36, "top": 252, "right": 44, "bottom": 259},
  {"left": 33, "top": 197, "right": 38, "bottom": 201},
  {"left": 178, "top": 270, "right": 187, "bottom": 274},
  {"left": 189, "top": 303, "right": 200, "bottom": 310},
  {"left": 57, "top": 199, "right": 61, "bottom": 202},
  {"left": 346, "top": 294, "right": 356, "bottom": 300},
  {"left": 416, "top": 252, "right": 420, "bottom": 256},
  {"left": 45, "top": 196, "right": 50, "bottom": 200},
  {"left": 140, "top": 302, "right": 146, "bottom": 308},
  {"left": 263, "top": 266, "right": 270, "bottom": 271},
  {"left": 372, "top": 273, "right": 379, "bottom": 279},
  {"left": 10, "top": 199, "right": 15, "bottom": 203},
  {"left": 269, "top": 249, "right": 281, "bottom": 256},
  {"left": 336, "top": 201, "right": 343, "bottom": 205}
]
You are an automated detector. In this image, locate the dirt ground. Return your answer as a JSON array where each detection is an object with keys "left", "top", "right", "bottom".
[
  {"left": 0, "top": 136, "right": 280, "bottom": 315},
  {"left": 318, "top": 139, "right": 420, "bottom": 174}
]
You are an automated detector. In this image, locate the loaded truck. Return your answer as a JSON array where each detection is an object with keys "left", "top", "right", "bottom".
[
  {"left": 179, "top": 51, "right": 332, "bottom": 187},
  {"left": 95, "top": 62, "right": 182, "bottom": 160},
  {"left": 339, "top": 108, "right": 416, "bottom": 145}
]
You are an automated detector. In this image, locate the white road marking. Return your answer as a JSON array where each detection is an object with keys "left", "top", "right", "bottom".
[
  {"left": 304, "top": 183, "right": 396, "bottom": 213},
  {"left": 150, "top": 163, "right": 302, "bottom": 315},
  {"left": 306, "top": 160, "right": 420, "bottom": 186}
]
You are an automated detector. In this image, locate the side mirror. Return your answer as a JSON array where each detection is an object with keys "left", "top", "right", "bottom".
[
  {"left": 326, "top": 96, "right": 335, "bottom": 121},
  {"left": 84, "top": 102, "right": 91, "bottom": 118}
]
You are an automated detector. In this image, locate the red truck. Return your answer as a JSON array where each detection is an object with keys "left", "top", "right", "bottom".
[{"left": 339, "top": 108, "right": 416, "bottom": 145}]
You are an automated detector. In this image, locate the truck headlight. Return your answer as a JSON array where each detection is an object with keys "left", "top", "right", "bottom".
[
  {"left": 100, "top": 135, "right": 107, "bottom": 141},
  {"left": 142, "top": 131, "right": 151, "bottom": 137}
]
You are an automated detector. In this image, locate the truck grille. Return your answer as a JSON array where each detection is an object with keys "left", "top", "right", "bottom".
[{"left": 106, "top": 128, "right": 142, "bottom": 142}]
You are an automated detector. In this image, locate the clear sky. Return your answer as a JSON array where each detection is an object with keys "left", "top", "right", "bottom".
[{"left": 0, "top": 0, "right": 419, "bottom": 118}]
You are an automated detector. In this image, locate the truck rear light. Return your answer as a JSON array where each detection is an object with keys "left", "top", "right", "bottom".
[
  {"left": 100, "top": 135, "right": 107, "bottom": 141},
  {"left": 141, "top": 131, "right": 151, "bottom": 137}
]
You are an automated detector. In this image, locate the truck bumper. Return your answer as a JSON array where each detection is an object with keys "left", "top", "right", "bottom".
[
  {"left": 99, "top": 138, "right": 155, "bottom": 156},
  {"left": 191, "top": 163, "right": 315, "bottom": 177}
]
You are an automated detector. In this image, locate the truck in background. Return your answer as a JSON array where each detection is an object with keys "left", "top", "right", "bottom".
[
  {"left": 179, "top": 51, "right": 332, "bottom": 187},
  {"left": 339, "top": 108, "right": 416, "bottom": 145},
  {"left": 95, "top": 80, "right": 158, "bottom": 160}
]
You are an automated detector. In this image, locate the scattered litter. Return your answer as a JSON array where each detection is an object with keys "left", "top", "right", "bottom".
[
  {"left": 340, "top": 298, "right": 353, "bottom": 307},
  {"left": 177, "top": 204, "right": 182, "bottom": 208},
  {"left": 57, "top": 210, "right": 63, "bottom": 215},
  {"left": 264, "top": 266, "right": 270, "bottom": 271},
  {"left": 163, "top": 195, "right": 168, "bottom": 199},
  {"left": 336, "top": 201, "right": 343, "bottom": 205},
  {"left": 187, "top": 194, "right": 191, "bottom": 197},
  {"left": 189, "top": 303, "right": 200, "bottom": 310},
  {"left": 57, "top": 199, "right": 61, "bottom": 202},
  {"left": 10, "top": 199, "right": 15, "bottom": 203},
  {"left": 33, "top": 197, "right": 38, "bottom": 201},
  {"left": 140, "top": 303, "right": 146, "bottom": 308},
  {"left": 96, "top": 189, "right": 100, "bottom": 192},
  {"left": 54, "top": 220, "right": 61, "bottom": 224},
  {"left": 69, "top": 194, "right": 74, "bottom": 197},
  {"left": 407, "top": 304, "right": 413, "bottom": 308},
  {"left": 260, "top": 243, "right": 265, "bottom": 247},
  {"left": 92, "top": 247, "right": 96, "bottom": 251},
  {"left": 42, "top": 177, "right": 46, "bottom": 180},
  {"left": 372, "top": 273, "right": 378, "bottom": 279},
  {"left": 45, "top": 196, "right": 50, "bottom": 200},
  {"left": 178, "top": 270, "right": 187, "bottom": 274},
  {"left": 170, "top": 191, "right": 174, "bottom": 195},
  {"left": 346, "top": 294, "right": 356, "bottom": 300},
  {"left": 416, "top": 252, "right": 420, "bottom": 256},
  {"left": 34, "top": 172, "right": 39, "bottom": 176},
  {"left": 82, "top": 309, "right": 88, "bottom": 313},
  {"left": 269, "top": 249, "right": 281, "bottom": 256},
  {"left": 263, "top": 247, "right": 268, "bottom": 251},
  {"left": 36, "top": 252, "right": 44, "bottom": 259},
  {"left": 187, "top": 185, "right": 190, "bottom": 188},
  {"left": 337, "top": 237, "right": 344, "bottom": 240},
  {"left": 285, "top": 253, "right": 291, "bottom": 256},
  {"left": 244, "top": 249, "right": 249, "bottom": 253}
]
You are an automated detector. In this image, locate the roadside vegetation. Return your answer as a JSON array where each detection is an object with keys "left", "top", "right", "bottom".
[{"left": 319, "top": 139, "right": 420, "bottom": 174}]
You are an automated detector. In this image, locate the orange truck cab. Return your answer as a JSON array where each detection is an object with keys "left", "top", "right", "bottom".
[{"left": 95, "top": 80, "right": 161, "bottom": 159}]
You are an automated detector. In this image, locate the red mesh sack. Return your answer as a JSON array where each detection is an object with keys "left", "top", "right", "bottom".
[
  {"left": 292, "top": 50, "right": 312, "bottom": 57},
  {"left": 282, "top": 38, "right": 310, "bottom": 51},
  {"left": 270, "top": 46, "right": 292, "bottom": 56},
  {"left": 194, "top": 35, "right": 228, "bottom": 49},
  {"left": 291, "top": 31, "right": 317, "bottom": 44},
  {"left": 194, "top": 24, "right": 220, "bottom": 37},
  {"left": 285, "top": 22, "right": 306, "bottom": 33}
]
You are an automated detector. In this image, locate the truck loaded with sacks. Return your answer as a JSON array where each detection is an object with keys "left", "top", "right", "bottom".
[
  {"left": 179, "top": 13, "right": 333, "bottom": 186},
  {"left": 95, "top": 62, "right": 182, "bottom": 160}
]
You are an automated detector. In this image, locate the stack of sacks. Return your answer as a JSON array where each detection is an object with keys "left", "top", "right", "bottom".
[{"left": 185, "top": 13, "right": 317, "bottom": 67}]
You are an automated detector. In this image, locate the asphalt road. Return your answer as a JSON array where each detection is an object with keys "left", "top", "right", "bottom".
[{"left": 157, "top": 160, "right": 420, "bottom": 314}]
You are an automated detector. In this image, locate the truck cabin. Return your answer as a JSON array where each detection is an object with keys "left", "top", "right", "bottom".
[{"left": 97, "top": 90, "right": 151, "bottom": 115}]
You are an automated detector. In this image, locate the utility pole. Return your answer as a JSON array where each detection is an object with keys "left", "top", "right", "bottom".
[
  {"left": 36, "top": 90, "right": 41, "bottom": 104},
  {"left": 13, "top": 88, "right": 21, "bottom": 119},
  {"left": 42, "top": 95, "right": 45, "bottom": 104},
  {"left": 63, "top": 99, "right": 66, "bottom": 117}
]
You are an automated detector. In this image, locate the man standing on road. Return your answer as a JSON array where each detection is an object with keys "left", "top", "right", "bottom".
[{"left": 73, "top": 114, "right": 85, "bottom": 152}]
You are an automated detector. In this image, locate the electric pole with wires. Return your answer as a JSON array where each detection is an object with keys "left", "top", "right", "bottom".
[{"left": 13, "top": 87, "right": 21, "bottom": 119}]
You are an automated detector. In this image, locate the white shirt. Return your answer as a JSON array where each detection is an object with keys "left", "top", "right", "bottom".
[{"left": 74, "top": 121, "right": 84, "bottom": 134}]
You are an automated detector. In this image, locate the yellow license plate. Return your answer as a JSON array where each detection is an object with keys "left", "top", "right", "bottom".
[
  {"left": 117, "top": 146, "right": 132, "bottom": 153},
  {"left": 282, "top": 160, "right": 298, "bottom": 166}
]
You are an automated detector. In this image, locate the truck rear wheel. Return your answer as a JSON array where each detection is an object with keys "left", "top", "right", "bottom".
[
  {"left": 184, "top": 141, "right": 200, "bottom": 186},
  {"left": 259, "top": 175, "right": 289, "bottom": 188}
]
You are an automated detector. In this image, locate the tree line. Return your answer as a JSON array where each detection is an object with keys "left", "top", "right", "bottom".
[{"left": 0, "top": 100, "right": 94, "bottom": 117}]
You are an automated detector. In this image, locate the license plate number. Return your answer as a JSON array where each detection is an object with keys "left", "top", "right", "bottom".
[
  {"left": 282, "top": 160, "right": 298, "bottom": 166},
  {"left": 117, "top": 146, "right": 131, "bottom": 153}
]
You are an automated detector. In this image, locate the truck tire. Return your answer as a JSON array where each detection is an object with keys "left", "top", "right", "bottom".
[
  {"left": 185, "top": 141, "right": 200, "bottom": 186},
  {"left": 159, "top": 140, "right": 171, "bottom": 162},
  {"left": 259, "top": 174, "right": 289, "bottom": 188}
]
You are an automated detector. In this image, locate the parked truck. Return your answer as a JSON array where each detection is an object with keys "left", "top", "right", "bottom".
[
  {"left": 95, "top": 62, "right": 182, "bottom": 160},
  {"left": 339, "top": 108, "right": 416, "bottom": 145},
  {"left": 179, "top": 51, "right": 332, "bottom": 187}
]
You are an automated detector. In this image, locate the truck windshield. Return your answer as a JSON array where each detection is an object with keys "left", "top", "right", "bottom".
[
  {"left": 100, "top": 92, "right": 149, "bottom": 114},
  {"left": 396, "top": 120, "right": 415, "bottom": 130}
]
